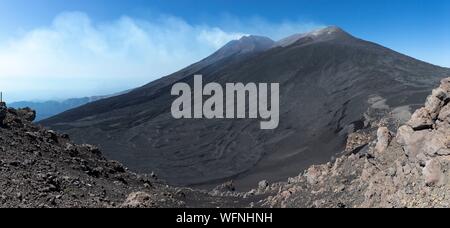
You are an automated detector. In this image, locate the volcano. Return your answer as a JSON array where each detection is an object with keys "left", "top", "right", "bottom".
[{"left": 41, "top": 27, "right": 450, "bottom": 190}]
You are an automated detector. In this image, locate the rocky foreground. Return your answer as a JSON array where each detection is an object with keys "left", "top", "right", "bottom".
[
  {"left": 0, "top": 102, "right": 185, "bottom": 207},
  {"left": 0, "top": 102, "right": 252, "bottom": 208},
  {"left": 3, "top": 78, "right": 450, "bottom": 208},
  {"left": 247, "top": 77, "right": 450, "bottom": 208}
]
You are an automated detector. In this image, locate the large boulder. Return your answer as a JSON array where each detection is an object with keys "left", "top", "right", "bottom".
[
  {"left": 398, "top": 77, "right": 450, "bottom": 158},
  {"left": 397, "top": 121, "right": 450, "bottom": 157},
  {"left": 396, "top": 125, "right": 429, "bottom": 158},
  {"left": 406, "top": 108, "right": 433, "bottom": 130}
]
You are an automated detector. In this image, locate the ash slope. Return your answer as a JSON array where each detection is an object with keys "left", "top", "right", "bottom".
[{"left": 41, "top": 27, "right": 450, "bottom": 189}]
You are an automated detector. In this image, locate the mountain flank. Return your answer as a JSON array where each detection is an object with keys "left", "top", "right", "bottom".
[{"left": 41, "top": 27, "right": 450, "bottom": 190}]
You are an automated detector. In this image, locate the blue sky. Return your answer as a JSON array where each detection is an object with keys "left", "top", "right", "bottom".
[{"left": 0, "top": 0, "right": 449, "bottom": 101}]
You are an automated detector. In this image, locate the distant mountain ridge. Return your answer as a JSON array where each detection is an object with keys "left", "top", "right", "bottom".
[
  {"left": 10, "top": 97, "right": 102, "bottom": 121},
  {"left": 11, "top": 90, "right": 130, "bottom": 121}
]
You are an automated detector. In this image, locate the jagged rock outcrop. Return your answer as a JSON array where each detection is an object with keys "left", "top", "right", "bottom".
[
  {"left": 397, "top": 78, "right": 450, "bottom": 158},
  {"left": 254, "top": 78, "right": 450, "bottom": 208},
  {"left": 395, "top": 78, "right": 450, "bottom": 187},
  {"left": 1, "top": 103, "right": 35, "bottom": 127}
]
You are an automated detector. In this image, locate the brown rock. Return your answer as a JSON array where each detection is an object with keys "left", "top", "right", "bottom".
[
  {"left": 438, "top": 104, "right": 450, "bottom": 123},
  {"left": 440, "top": 78, "right": 450, "bottom": 93},
  {"left": 407, "top": 108, "right": 433, "bottom": 130},
  {"left": 122, "top": 192, "right": 154, "bottom": 208},
  {"left": 396, "top": 125, "right": 429, "bottom": 157},
  {"left": 375, "top": 127, "right": 392, "bottom": 154},
  {"left": 425, "top": 93, "right": 443, "bottom": 119},
  {"left": 306, "top": 165, "right": 328, "bottom": 185},
  {"left": 397, "top": 126, "right": 450, "bottom": 157},
  {"left": 423, "top": 159, "right": 445, "bottom": 187}
]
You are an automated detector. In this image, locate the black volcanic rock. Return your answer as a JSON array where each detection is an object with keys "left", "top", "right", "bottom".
[
  {"left": 0, "top": 104, "right": 186, "bottom": 208},
  {"left": 0, "top": 103, "right": 7, "bottom": 123},
  {"left": 41, "top": 27, "right": 450, "bottom": 190},
  {"left": 0, "top": 105, "right": 254, "bottom": 208}
]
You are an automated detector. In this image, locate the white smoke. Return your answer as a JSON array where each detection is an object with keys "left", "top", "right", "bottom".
[{"left": 0, "top": 11, "right": 322, "bottom": 102}]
